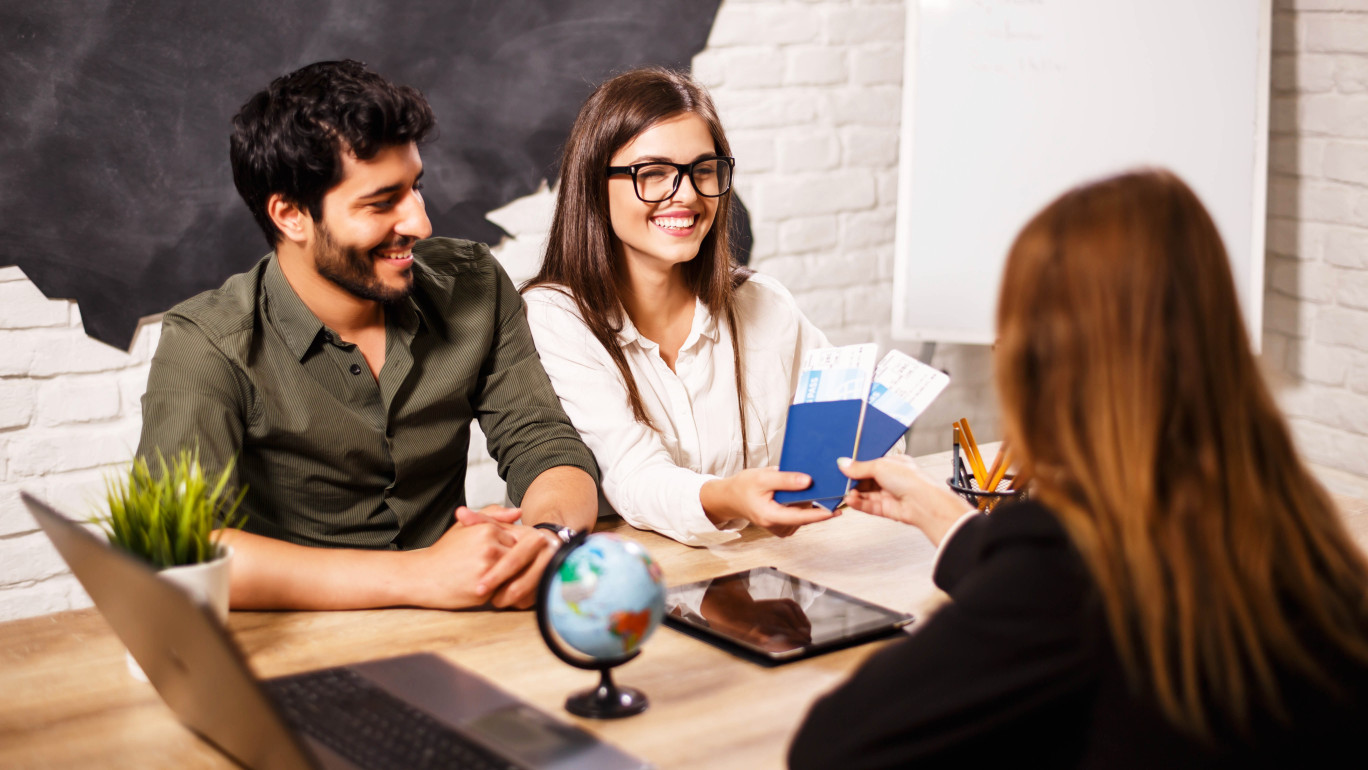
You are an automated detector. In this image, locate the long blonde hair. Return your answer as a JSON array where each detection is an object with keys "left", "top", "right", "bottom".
[{"left": 994, "top": 169, "right": 1368, "bottom": 737}]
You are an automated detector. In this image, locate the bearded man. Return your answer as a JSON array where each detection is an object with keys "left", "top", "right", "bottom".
[{"left": 136, "top": 60, "right": 598, "bottom": 611}]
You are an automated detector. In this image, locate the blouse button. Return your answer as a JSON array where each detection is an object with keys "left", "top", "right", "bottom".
[{"left": 349, "top": 363, "right": 363, "bottom": 375}]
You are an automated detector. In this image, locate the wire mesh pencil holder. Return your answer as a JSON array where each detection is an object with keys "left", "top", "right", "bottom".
[{"left": 946, "top": 475, "right": 1027, "bottom": 511}]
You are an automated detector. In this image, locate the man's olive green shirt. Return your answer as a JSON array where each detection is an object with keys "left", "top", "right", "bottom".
[{"left": 137, "top": 238, "right": 598, "bottom": 549}]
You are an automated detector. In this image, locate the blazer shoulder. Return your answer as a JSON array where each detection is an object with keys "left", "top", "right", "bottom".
[
  {"left": 982, "top": 500, "right": 1071, "bottom": 544},
  {"left": 935, "top": 500, "right": 1085, "bottom": 603}
]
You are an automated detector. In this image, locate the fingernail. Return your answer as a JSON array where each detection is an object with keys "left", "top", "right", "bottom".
[{"left": 837, "top": 457, "right": 852, "bottom": 468}]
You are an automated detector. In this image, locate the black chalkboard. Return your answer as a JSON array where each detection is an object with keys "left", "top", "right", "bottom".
[{"left": 0, "top": 0, "right": 744, "bottom": 349}]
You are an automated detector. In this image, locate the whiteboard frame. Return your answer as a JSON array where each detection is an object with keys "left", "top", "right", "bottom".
[{"left": 891, "top": 0, "right": 1272, "bottom": 348}]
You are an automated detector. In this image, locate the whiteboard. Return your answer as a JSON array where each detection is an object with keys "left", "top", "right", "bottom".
[{"left": 893, "top": 0, "right": 1271, "bottom": 345}]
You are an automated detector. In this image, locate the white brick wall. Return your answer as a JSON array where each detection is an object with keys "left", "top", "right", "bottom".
[
  {"left": 694, "top": 0, "right": 993, "bottom": 457},
  {"left": 1265, "top": 0, "right": 1368, "bottom": 478},
  {"left": 1, "top": 0, "right": 976, "bottom": 621},
  {"left": 0, "top": 265, "right": 156, "bottom": 621}
]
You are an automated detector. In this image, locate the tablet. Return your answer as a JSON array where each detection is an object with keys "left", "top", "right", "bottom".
[{"left": 663, "top": 566, "right": 915, "bottom": 663}]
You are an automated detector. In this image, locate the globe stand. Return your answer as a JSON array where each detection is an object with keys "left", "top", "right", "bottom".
[
  {"left": 536, "top": 530, "right": 654, "bottom": 719},
  {"left": 564, "top": 667, "right": 649, "bottom": 719}
]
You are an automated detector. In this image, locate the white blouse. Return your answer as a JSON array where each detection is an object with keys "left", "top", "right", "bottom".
[{"left": 523, "top": 274, "right": 829, "bottom": 546}]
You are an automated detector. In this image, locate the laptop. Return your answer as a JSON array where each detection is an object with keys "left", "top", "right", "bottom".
[{"left": 23, "top": 491, "right": 649, "bottom": 770}]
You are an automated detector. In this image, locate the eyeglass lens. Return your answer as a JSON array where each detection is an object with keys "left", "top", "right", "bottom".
[{"left": 636, "top": 160, "right": 731, "bottom": 202}]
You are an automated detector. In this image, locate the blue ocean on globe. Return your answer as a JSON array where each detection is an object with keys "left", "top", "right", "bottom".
[{"left": 546, "top": 533, "right": 666, "bottom": 660}]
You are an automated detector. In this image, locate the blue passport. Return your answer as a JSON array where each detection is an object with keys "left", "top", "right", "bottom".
[
  {"left": 773, "top": 400, "right": 911, "bottom": 510},
  {"left": 773, "top": 349, "right": 948, "bottom": 510}
]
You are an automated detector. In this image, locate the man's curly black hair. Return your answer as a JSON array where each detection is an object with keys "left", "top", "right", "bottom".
[{"left": 229, "top": 60, "right": 436, "bottom": 247}]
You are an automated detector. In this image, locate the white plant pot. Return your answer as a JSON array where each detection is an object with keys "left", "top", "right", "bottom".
[{"left": 126, "top": 543, "right": 233, "bottom": 682}]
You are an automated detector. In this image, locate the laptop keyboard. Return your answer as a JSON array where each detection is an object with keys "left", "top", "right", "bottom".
[{"left": 265, "top": 667, "right": 523, "bottom": 770}]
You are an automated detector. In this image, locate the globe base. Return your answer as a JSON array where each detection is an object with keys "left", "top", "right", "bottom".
[{"left": 565, "top": 668, "right": 649, "bottom": 719}]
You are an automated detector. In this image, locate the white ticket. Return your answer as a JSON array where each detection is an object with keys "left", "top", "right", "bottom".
[
  {"left": 793, "top": 343, "right": 878, "bottom": 405},
  {"left": 867, "top": 350, "right": 950, "bottom": 427}
]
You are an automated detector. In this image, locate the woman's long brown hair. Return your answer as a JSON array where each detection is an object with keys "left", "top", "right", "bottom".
[
  {"left": 524, "top": 68, "right": 754, "bottom": 454},
  {"left": 995, "top": 169, "right": 1368, "bottom": 738}
]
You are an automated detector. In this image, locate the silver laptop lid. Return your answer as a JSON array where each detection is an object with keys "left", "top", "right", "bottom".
[{"left": 23, "top": 491, "right": 319, "bottom": 770}]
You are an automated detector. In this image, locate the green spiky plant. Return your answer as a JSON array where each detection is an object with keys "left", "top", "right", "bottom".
[{"left": 94, "top": 448, "right": 247, "bottom": 569}]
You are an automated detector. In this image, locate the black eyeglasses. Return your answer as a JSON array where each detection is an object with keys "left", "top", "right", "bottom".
[{"left": 605, "top": 156, "right": 735, "bottom": 203}]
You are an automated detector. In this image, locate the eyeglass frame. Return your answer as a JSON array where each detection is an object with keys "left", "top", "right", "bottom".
[{"left": 604, "top": 156, "right": 736, "bottom": 203}]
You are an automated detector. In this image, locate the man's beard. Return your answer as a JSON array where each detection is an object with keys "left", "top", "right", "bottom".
[{"left": 314, "top": 222, "right": 415, "bottom": 304}]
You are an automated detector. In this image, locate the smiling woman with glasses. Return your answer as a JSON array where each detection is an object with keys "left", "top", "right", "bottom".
[{"left": 521, "top": 68, "right": 833, "bottom": 546}]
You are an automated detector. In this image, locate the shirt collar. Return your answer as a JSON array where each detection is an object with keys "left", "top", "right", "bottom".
[
  {"left": 389, "top": 288, "right": 426, "bottom": 340},
  {"left": 263, "top": 254, "right": 327, "bottom": 361},
  {"left": 262, "top": 254, "right": 428, "bottom": 361},
  {"left": 614, "top": 296, "right": 719, "bottom": 350}
]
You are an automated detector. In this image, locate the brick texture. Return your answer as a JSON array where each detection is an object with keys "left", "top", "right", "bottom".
[{"left": 1266, "top": 3, "right": 1368, "bottom": 479}]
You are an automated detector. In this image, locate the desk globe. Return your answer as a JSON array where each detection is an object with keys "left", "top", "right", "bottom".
[{"left": 536, "top": 531, "right": 665, "bottom": 718}]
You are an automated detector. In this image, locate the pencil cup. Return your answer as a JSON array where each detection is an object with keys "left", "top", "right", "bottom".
[{"left": 946, "top": 475, "right": 1026, "bottom": 512}]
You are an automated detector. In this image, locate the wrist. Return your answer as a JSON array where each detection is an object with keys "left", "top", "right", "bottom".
[
  {"left": 534, "top": 522, "right": 575, "bottom": 545},
  {"left": 922, "top": 493, "right": 977, "bottom": 547},
  {"left": 700, "top": 477, "right": 737, "bottom": 526},
  {"left": 394, "top": 547, "right": 439, "bottom": 608},
  {"left": 396, "top": 546, "right": 478, "bottom": 610},
  {"left": 522, "top": 505, "right": 593, "bottom": 533}
]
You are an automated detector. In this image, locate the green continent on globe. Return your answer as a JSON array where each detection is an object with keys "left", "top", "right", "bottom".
[
  {"left": 544, "top": 533, "right": 666, "bottom": 661},
  {"left": 558, "top": 550, "right": 602, "bottom": 613}
]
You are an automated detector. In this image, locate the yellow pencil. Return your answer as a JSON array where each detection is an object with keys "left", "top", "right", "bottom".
[
  {"left": 984, "top": 446, "right": 1012, "bottom": 498},
  {"left": 956, "top": 418, "right": 988, "bottom": 488}
]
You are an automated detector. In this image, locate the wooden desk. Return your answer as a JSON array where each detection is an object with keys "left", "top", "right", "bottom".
[{"left": 4, "top": 451, "right": 1367, "bottom": 770}]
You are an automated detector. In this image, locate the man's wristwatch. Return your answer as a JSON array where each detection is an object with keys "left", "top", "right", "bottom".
[{"left": 533, "top": 522, "right": 576, "bottom": 544}]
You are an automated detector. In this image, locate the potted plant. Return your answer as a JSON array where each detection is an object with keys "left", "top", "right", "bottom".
[{"left": 92, "top": 447, "right": 246, "bottom": 679}]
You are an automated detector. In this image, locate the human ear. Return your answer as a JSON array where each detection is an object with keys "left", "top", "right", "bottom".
[{"left": 266, "top": 194, "right": 311, "bottom": 246}]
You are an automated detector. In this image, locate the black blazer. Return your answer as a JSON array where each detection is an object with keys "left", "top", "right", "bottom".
[{"left": 788, "top": 501, "right": 1368, "bottom": 769}]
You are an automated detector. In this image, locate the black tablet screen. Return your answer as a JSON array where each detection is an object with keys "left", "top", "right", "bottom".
[{"left": 663, "top": 567, "right": 913, "bottom": 661}]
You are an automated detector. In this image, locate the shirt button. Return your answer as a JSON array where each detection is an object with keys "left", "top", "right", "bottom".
[
  {"left": 349, "top": 363, "right": 363, "bottom": 375},
  {"left": 323, "top": 332, "right": 334, "bottom": 344}
]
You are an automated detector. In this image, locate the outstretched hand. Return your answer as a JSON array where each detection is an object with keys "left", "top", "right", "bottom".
[
  {"left": 838, "top": 455, "right": 974, "bottom": 547},
  {"left": 701, "top": 467, "right": 839, "bottom": 538}
]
